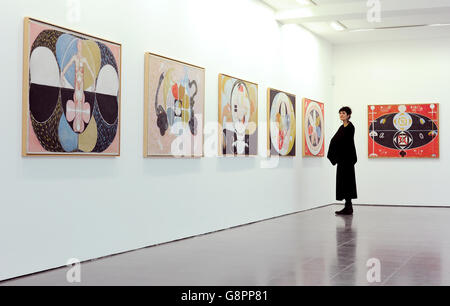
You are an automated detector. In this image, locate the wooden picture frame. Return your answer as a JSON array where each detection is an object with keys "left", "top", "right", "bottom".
[
  {"left": 267, "top": 88, "right": 296, "bottom": 157},
  {"left": 143, "top": 52, "right": 205, "bottom": 158},
  {"left": 22, "top": 17, "right": 122, "bottom": 156},
  {"left": 302, "top": 98, "right": 325, "bottom": 157},
  {"left": 218, "top": 74, "right": 258, "bottom": 157}
]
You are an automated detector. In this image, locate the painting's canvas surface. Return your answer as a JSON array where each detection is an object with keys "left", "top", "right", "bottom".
[
  {"left": 218, "top": 74, "right": 258, "bottom": 156},
  {"left": 144, "top": 53, "right": 205, "bottom": 157},
  {"left": 23, "top": 18, "right": 121, "bottom": 156},
  {"left": 267, "top": 89, "right": 296, "bottom": 157},
  {"left": 303, "top": 98, "right": 325, "bottom": 157},
  {"left": 368, "top": 104, "right": 439, "bottom": 158}
]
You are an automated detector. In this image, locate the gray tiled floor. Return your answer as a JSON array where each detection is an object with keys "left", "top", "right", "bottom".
[{"left": 2, "top": 205, "right": 450, "bottom": 286}]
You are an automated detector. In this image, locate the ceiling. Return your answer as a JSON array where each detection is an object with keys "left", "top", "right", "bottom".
[{"left": 260, "top": 0, "right": 450, "bottom": 44}]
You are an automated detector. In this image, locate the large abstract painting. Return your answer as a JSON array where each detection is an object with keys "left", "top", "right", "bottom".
[
  {"left": 302, "top": 98, "right": 324, "bottom": 157},
  {"left": 368, "top": 104, "right": 439, "bottom": 158},
  {"left": 22, "top": 18, "right": 121, "bottom": 156},
  {"left": 144, "top": 53, "right": 205, "bottom": 157},
  {"left": 218, "top": 74, "right": 258, "bottom": 156},
  {"left": 267, "top": 88, "right": 296, "bottom": 157}
]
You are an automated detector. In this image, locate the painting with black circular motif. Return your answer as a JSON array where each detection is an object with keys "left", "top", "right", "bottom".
[
  {"left": 144, "top": 53, "right": 205, "bottom": 157},
  {"left": 368, "top": 104, "right": 439, "bottom": 158},
  {"left": 22, "top": 18, "right": 121, "bottom": 156}
]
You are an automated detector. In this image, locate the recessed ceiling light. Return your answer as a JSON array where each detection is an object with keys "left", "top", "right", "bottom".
[
  {"left": 330, "top": 21, "right": 346, "bottom": 31},
  {"left": 429, "top": 23, "right": 450, "bottom": 27}
]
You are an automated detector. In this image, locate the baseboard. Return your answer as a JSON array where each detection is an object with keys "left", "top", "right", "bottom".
[{"left": 334, "top": 203, "right": 450, "bottom": 208}]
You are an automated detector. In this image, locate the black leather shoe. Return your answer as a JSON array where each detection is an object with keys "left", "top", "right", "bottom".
[{"left": 335, "top": 207, "right": 353, "bottom": 215}]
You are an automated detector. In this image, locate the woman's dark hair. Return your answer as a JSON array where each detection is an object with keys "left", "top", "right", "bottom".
[{"left": 339, "top": 106, "right": 352, "bottom": 119}]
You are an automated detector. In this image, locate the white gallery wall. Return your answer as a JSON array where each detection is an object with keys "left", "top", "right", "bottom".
[
  {"left": 0, "top": 0, "right": 335, "bottom": 280},
  {"left": 333, "top": 38, "right": 450, "bottom": 206}
]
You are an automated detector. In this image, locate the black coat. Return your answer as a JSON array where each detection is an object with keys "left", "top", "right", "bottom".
[{"left": 327, "top": 122, "right": 357, "bottom": 201}]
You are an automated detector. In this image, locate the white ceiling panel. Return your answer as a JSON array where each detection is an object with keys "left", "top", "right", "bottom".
[
  {"left": 261, "top": 0, "right": 311, "bottom": 10},
  {"left": 313, "top": 0, "right": 366, "bottom": 4},
  {"left": 328, "top": 25, "right": 450, "bottom": 44},
  {"left": 342, "top": 13, "right": 450, "bottom": 29},
  {"left": 260, "top": 0, "right": 450, "bottom": 44}
]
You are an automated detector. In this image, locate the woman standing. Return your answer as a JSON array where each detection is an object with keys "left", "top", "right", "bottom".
[{"left": 327, "top": 107, "right": 357, "bottom": 215}]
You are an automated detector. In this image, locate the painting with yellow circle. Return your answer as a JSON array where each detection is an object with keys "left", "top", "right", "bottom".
[{"left": 267, "top": 89, "right": 296, "bottom": 157}]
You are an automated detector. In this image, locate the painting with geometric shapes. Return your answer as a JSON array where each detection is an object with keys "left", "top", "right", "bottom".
[
  {"left": 368, "top": 104, "right": 439, "bottom": 158},
  {"left": 302, "top": 98, "right": 325, "bottom": 157},
  {"left": 22, "top": 18, "right": 121, "bottom": 156},
  {"left": 267, "top": 88, "right": 296, "bottom": 157},
  {"left": 218, "top": 74, "right": 258, "bottom": 156},
  {"left": 144, "top": 53, "right": 205, "bottom": 157}
]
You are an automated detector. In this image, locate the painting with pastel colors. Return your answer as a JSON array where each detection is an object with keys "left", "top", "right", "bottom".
[
  {"left": 144, "top": 53, "right": 205, "bottom": 157},
  {"left": 22, "top": 18, "right": 121, "bottom": 156},
  {"left": 218, "top": 74, "right": 258, "bottom": 156},
  {"left": 368, "top": 104, "right": 439, "bottom": 158},
  {"left": 267, "top": 88, "right": 296, "bottom": 157},
  {"left": 302, "top": 98, "right": 325, "bottom": 157}
]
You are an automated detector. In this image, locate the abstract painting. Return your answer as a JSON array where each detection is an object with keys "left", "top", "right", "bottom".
[
  {"left": 22, "top": 18, "right": 121, "bottom": 156},
  {"left": 302, "top": 98, "right": 324, "bottom": 157},
  {"left": 144, "top": 53, "right": 205, "bottom": 157},
  {"left": 267, "top": 88, "right": 296, "bottom": 157},
  {"left": 368, "top": 104, "right": 439, "bottom": 158},
  {"left": 218, "top": 74, "right": 258, "bottom": 156}
]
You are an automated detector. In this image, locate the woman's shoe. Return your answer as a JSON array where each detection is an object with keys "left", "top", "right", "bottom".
[
  {"left": 335, "top": 202, "right": 353, "bottom": 215},
  {"left": 335, "top": 207, "right": 353, "bottom": 215}
]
